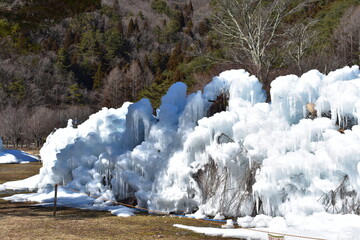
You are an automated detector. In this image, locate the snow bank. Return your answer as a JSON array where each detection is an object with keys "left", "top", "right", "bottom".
[
  {"left": 3, "top": 186, "right": 135, "bottom": 217},
  {"left": 175, "top": 212, "right": 360, "bottom": 240},
  {"left": 34, "top": 65, "right": 360, "bottom": 220},
  {"left": 0, "top": 149, "right": 39, "bottom": 164},
  {"left": 0, "top": 174, "right": 40, "bottom": 191}
]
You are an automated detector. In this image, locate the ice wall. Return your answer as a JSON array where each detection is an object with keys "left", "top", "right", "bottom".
[
  {"left": 37, "top": 65, "right": 360, "bottom": 218},
  {"left": 0, "top": 137, "right": 3, "bottom": 151},
  {"left": 253, "top": 65, "right": 360, "bottom": 216},
  {"left": 38, "top": 104, "right": 133, "bottom": 194}
]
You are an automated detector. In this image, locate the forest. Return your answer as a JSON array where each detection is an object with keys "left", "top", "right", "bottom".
[{"left": 0, "top": 0, "right": 359, "bottom": 148}]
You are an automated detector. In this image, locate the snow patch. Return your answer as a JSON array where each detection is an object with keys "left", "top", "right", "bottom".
[{"left": 0, "top": 149, "right": 39, "bottom": 164}]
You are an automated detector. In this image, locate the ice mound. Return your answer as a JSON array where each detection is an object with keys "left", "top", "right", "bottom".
[{"left": 37, "top": 65, "right": 360, "bottom": 218}]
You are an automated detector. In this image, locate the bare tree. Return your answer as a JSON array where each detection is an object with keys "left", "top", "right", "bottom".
[
  {"left": 286, "top": 20, "right": 318, "bottom": 74},
  {"left": 25, "top": 106, "right": 93, "bottom": 148},
  {"left": 27, "top": 107, "right": 61, "bottom": 147},
  {"left": 211, "top": 0, "right": 311, "bottom": 84},
  {"left": 61, "top": 105, "right": 93, "bottom": 127},
  {"left": 0, "top": 106, "right": 28, "bottom": 148},
  {"left": 102, "top": 65, "right": 130, "bottom": 108},
  {"left": 126, "top": 59, "right": 146, "bottom": 101},
  {"left": 333, "top": 5, "right": 360, "bottom": 66}
]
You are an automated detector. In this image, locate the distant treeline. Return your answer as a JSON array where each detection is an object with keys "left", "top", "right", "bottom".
[{"left": 0, "top": 105, "right": 93, "bottom": 148}]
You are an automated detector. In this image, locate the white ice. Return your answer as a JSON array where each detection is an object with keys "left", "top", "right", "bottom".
[
  {"left": 2, "top": 65, "right": 360, "bottom": 239},
  {"left": 33, "top": 65, "right": 360, "bottom": 216}
]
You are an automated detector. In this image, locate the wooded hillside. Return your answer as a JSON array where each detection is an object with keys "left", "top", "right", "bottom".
[{"left": 0, "top": 0, "right": 359, "bottom": 147}]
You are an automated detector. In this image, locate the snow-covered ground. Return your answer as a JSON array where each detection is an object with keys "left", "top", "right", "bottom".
[
  {"left": 0, "top": 174, "right": 40, "bottom": 191},
  {"left": 0, "top": 174, "right": 134, "bottom": 216},
  {"left": 0, "top": 142, "right": 39, "bottom": 164},
  {"left": 2, "top": 177, "right": 360, "bottom": 239},
  {"left": 2, "top": 185, "right": 135, "bottom": 217},
  {"left": 175, "top": 212, "right": 360, "bottom": 240},
  {"left": 2, "top": 66, "right": 360, "bottom": 239}
]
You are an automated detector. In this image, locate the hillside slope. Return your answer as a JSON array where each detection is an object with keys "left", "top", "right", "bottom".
[{"left": 0, "top": 0, "right": 359, "bottom": 147}]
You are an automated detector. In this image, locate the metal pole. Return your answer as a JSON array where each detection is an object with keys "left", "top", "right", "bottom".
[{"left": 53, "top": 184, "right": 58, "bottom": 217}]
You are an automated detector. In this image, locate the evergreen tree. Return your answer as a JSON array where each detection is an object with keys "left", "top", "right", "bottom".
[
  {"left": 64, "top": 29, "right": 74, "bottom": 50},
  {"left": 67, "top": 83, "right": 83, "bottom": 104},
  {"left": 104, "top": 27, "right": 125, "bottom": 62},
  {"left": 56, "top": 47, "right": 70, "bottom": 71},
  {"left": 93, "top": 63, "right": 104, "bottom": 90},
  {"left": 168, "top": 43, "right": 183, "bottom": 70},
  {"left": 8, "top": 77, "right": 26, "bottom": 105},
  {"left": 116, "top": 21, "right": 124, "bottom": 36},
  {"left": 127, "top": 19, "right": 136, "bottom": 37}
]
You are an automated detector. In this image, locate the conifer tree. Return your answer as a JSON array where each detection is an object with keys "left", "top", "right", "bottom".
[
  {"left": 64, "top": 29, "right": 74, "bottom": 50},
  {"left": 56, "top": 47, "right": 69, "bottom": 71},
  {"left": 93, "top": 63, "right": 104, "bottom": 90},
  {"left": 117, "top": 21, "right": 124, "bottom": 36},
  {"left": 127, "top": 19, "right": 136, "bottom": 37},
  {"left": 168, "top": 43, "right": 183, "bottom": 70}
]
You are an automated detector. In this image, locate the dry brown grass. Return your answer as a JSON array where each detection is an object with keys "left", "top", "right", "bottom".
[
  {"left": 0, "top": 203, "right": 237, "bottom": 240},
  {"left": 0, "top": 163, "right": 239, "bottom": 240},
  {"left": 23, "top": 149, "right": 40, "bottom": 156},
  {"left": 0, "top": 162, "right": 42, "bottom": 184}
]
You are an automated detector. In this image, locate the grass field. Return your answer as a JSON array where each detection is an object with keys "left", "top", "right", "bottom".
[
  {"left": 0, "top": 162, "right": 240, "bottom": 240},
  {"left": 0, "top": 162, "right": 42, "bottom": 184}
]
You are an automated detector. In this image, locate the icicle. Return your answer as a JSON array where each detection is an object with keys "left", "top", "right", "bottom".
[{"left": 250, "top": 90, "right": 254, "bottom": 106}]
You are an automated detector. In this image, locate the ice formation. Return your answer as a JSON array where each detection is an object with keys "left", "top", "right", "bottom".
[
  {"left": 37, "top": 66, "right": 360, "bottom": 218},
  {"left": 0, "top": 137, "right": 3, "bottom": 151}
]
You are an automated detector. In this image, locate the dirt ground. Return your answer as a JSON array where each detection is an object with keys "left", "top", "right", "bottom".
[{"left": 0, "top": 162, "right": 240, "bottom": 240}]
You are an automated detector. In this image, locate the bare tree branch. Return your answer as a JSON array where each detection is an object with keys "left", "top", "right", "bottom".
[{"left": 211, "top": 0, "right": 312, "bottom": 83}]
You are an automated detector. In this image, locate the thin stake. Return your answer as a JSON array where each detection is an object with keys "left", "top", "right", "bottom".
[{"left": 53, "top": 184, "right": 58, "bottom": 217}]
